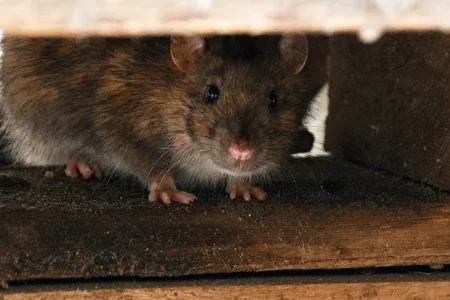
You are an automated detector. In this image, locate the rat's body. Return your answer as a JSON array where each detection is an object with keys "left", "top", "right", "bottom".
[{"left": 1, "top": 35, "right": 312, "bottom": 204}]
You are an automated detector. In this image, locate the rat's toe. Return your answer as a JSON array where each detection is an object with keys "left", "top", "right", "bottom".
[
  {"left": 243, "top": 190, "right": 251, "bottom": 201},
  {"left": 228, "top": 185, "right": 267, "bottom": 201},
  {"left": 229, "top": 189, "right": 237, "bottom": 200},
  {"left": 65, "top": 162, "right": 80, "bottom": 179},
  {"left": 250, "top": 187, "right": 267, "bottom": 200},
  {"left": 65, "top": 162, "right": 101, "bottom": 180},
  {"left": 78, "top": 164, "right": 94, "bottom": 179},
  {"left": 148, "top": 188, "right": 159, "bottom": 202},
  {"left": 172, "top": 191, "right": 197, "bottom": 204},
  {"left": 148, "top": 187, "right": 196, "bottom": 205},
  {"left": 160, "top": 192, "right": 172, "bottom": 205}
]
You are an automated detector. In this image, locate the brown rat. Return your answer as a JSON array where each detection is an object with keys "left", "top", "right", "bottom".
[{"left": 0, "top": 34, "right": 313, "bottom": 204}]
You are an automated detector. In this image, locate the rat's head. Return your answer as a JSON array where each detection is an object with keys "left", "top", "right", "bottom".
[{"left": 169, "top": 34, "right": 310, "bottom": 176}]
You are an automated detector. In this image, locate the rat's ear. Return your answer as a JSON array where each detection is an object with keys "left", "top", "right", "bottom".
[
  {"left": 170, "top": 36, "right": 205, "bottom": 71},
  {"left": 279, "top": 34, "right": 309, "bottom": 75}
]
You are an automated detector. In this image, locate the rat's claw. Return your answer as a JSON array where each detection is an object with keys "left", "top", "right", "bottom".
[
  {"left": 228, "top": 185, "right": 267, "bottom": 201},
  {"left": 172, "top": 191, "right": 197, "bottom": 204},
  {"left": 160, "top": 192, "right": 172, "bottom": 205},
  {"left": 243, "top": 190, "right": 251, "bottom": 201}
]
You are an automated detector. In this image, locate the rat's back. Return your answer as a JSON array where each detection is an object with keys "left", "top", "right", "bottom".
[{"left": 0, "top": 37, "right": 170, "bottom": 166}]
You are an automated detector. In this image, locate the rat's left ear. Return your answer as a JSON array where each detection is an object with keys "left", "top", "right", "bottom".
[
  {"left": 279, "top": 34, "right": 309, "bottom": 75},
  {"left": 170, "top": 36, "right": 205, "bottom": 71}
]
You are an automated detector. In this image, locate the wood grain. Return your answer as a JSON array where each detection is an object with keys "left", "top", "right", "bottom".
[
  {"left": 326, "top": 32, "right": 450, "bottom": 190},
  {"left": 0, "top": 0, "right": 450, "bottom": 36},
  {"left": 3, "top": 274, "right": 450, "bottom": 300},
  {"left": 1, "top": 158, "right": 449, "bottom": 281}
]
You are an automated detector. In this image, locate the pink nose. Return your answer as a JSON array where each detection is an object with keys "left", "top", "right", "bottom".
[{"left": 228, "top": 143, "right": 254, "bottom": 162}]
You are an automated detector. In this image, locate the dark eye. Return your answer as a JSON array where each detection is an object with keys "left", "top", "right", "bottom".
[
  {"left": 268, "top": 89, "right": 278, "bottom": 112},
  {"left": 205, "top": 84, "right": 220, "bottom": 104}
]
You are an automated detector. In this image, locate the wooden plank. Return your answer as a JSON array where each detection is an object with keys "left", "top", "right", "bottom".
[
  {"left": 3, "top": 274, "right": 450, "bottom": 299},
  {"left": 1, "top": 157, "right": 449, "bottom": 281},
  {"left": 0, "top": 1, "right": 450, "bottom": 37},
  {"left": 325, "top": 32, "right": 450, "bottom": 190}
]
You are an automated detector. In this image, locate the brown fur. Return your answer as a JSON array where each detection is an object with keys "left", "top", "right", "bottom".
[{"left": 1, "top": 35, "right": 312, "bottom": 191}]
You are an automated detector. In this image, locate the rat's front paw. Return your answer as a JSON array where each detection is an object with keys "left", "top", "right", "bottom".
[
  {"left": 148, "top": 174, "right": 196, "bottom": 205},
  {"left": 227, "top": 186, "right": 267, "bottom": 201},
  {"left": 226, "top": 177, "right": 267, "bottom": 201},
  {"left": 65, "top": 161, "right": 101, "bottom": 179},
  {"left": 148, "top": 187, "right": 197, "bottom": 205}
]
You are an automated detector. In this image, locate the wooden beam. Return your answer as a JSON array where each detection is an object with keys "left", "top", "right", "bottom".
[
  {"left": 3, "top": 274, "right": 450, "bottom": 299},
  {"left": 1, "top": 158, "right": 449, "bottom": 281},
  {"left": 1, "top": 1, "right": 450, "bottom": 37},
  {"left": 325, "top": 32, "right": 450, "bottom": 190}
]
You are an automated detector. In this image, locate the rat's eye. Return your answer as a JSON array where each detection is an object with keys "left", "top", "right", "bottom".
[
  {"left": 205, "top": 84, "right": 220, "bottom": 104},
  {"left": 268, "top": 89, "right": 278, "bottom": 112}
]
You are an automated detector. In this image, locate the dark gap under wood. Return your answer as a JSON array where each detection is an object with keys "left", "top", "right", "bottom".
[
  {"left": 2, "top": 272, "right": 450, "bottom": 300},
  {"left": 3, "top": 265, "right": 449, "bottom": 290},
  {"left": 340, "top": 157, "right": 450, "bottom": 194}
]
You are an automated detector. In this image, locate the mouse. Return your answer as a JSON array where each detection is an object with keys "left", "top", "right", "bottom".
[{"left": 0, "top": 34, "right": 313, "bottom": 205}]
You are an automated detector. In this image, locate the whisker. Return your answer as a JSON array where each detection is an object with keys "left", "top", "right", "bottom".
[
  {"left": 158, "top": 160, "right": 179, "bottom": 189},
  {"left": 146, "top": 149, "right": 171, "bottom": 182},
  {"left": 284, "top": 166, "right": 300, "bottom": 200},
  {"left": 299, "top": 157, "right": 324, "bottom": 190},
  {"left": 269, "top": 168, "right": 285, "bottom": 195}
]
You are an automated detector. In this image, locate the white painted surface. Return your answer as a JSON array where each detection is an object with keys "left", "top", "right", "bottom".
[{"left": 296, "top": 83, "right": 330, "bottom": 157}]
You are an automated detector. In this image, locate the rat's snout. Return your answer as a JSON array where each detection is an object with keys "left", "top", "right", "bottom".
[{"left": 228, "top": 142, "right": 254, "bottom": 162}]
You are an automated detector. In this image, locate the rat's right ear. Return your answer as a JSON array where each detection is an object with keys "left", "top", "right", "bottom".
[{"left": 170, "top": 36, "right": 205, "bottom": 71}]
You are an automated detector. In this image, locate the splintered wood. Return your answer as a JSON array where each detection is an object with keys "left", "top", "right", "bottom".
[{"left": 1, "top": 0, "right": 450, "bottom": 37}]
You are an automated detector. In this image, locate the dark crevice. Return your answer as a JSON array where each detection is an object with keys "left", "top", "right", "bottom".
[
  {"left": 3, "top": 265, "right": 449, "bottom": 291},
  {"left": 343, "top": 157, "right": 450, "bottom": 195}
]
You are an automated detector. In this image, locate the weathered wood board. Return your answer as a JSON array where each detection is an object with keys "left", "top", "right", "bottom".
[
  {"left": 1, "top": 158, "right": 449, "bottom": 281},
  {"left": 326, "top": 32, "right": 450, "bottom": 190}
]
